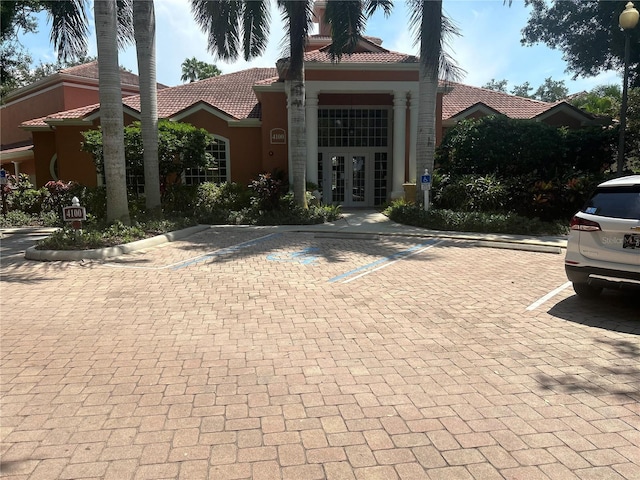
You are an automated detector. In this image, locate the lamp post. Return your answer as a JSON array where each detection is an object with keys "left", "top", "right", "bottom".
[{"left": 617, "top": 1, "right": 639, "bottom": 176}]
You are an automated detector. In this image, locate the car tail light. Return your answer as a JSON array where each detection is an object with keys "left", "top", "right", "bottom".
[{"left": 570, "top": 216, "right": 601, "bottom": 231}]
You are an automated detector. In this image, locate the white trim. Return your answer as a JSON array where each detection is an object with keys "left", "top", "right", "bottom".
[
  {"left": 171, "top": 103, "right": 238, "bottom": 124},
  {"left": 0, "top": 148, "right": 33, "bottom": 162},
  {"left": 1, "top": 82, "right": 64, "bottom": 108},
  {"left": 212, "top": 134, "right": 231, "bottom": 183},
  {"left": 49, "top": 154, "right": 58, "bottom": 181},
  {"left": 85, "top": 104, "right": 140, "bottom": 123}
]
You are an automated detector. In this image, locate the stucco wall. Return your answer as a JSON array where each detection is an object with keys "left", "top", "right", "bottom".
[
  {"left": 259, "top": 91, "right": 289, "bottom": 175},
  {"left": 176, "top": 110, "right": 263, "bottom": 185},
  {"left": 1, "top": 85, "right": 66, "bottom": 148}
]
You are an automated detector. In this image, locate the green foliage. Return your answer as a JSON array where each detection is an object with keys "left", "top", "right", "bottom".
[
  {"left": 4, "top": 174, "right": 47, "bottom": 214},
  {"left": 249, "top": 173, "right": 285, "bottom": 211},
  {"left": 483, "top": 77, "right": 568, "bottom": 102},
  {"left": 482, "top": 78, "right": 508, "bottom": 92},
  {"left": 384, "top": 200, "right": 567, "bottom": 236},
  {"left": 194, "top": 182, "right": 252, "bottom": 224},
  {"left": 162, "top": 184, "right": 199, "bottom": 216},
  {"left": 180, "top": 57, "right": 222, "bottom": 83},
  {"left": 254, "top": 195, "right": 341, "bottom": 225},
  {"left": 81, "top": 120, "right": 214, "bottom": 189},
  {"left": 434, "top": 174, "right": 508, "bottom": 212},
  {"left": 437, "top": 116, "right": 616, "bottom": 179},
  {"left": 0, "top": 210, "right": 57, "bottom": 228},
  {"left": 36, "top": 217, "right": 196, "bottom": 251},
  {"left": 522, "top": 0, "right": 640, "bottom": 88}
]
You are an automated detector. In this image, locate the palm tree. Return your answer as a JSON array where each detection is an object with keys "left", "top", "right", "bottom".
[
  {"left": 40, "top": 0, "right": 132, "bottom": 223},
  {"left": 408, "top": 0, "right": 461, "bottom": 208},
  {"left": 180, "top": 57, "right": 201, "bottom": 83},
  {"left": 95, "top": 0, "right": 130, "bottom": 223},
  {"left": 191, "top": 0, "right": 390, "bottom": 207},
  {"left": 133, "top": 0, "right": 161, "bottom": 214},
  {"left": 180, "top": 56, "right": 221, "bottom": 82}
]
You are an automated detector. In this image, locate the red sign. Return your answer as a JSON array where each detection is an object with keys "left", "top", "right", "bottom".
[{"left": 63, "top": 206, "right": 86, "bottom": 221}]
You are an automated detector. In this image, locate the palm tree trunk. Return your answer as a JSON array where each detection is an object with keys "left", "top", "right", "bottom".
[
  {"left": 289, "top": 68, "right": 307, "bottom": 209},
  {"left": 415, "top": 0, "right": 442, "bottom": 208},
  {"left": 286, "top": 2, "right": 308, "bottom": 209},
  {"left": 95, "top": 0, "right": 130, "bottom": 223},
  {"left": 133, "top": 0, "right": 161, "bottom": 214}
]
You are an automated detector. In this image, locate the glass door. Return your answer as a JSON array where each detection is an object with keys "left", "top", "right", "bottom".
[
  {"left": 323, "top": 153, "right": 369, "bottom": 206},
  {"left": 350, "top": 155, "right": 366, "bottom": 205}
]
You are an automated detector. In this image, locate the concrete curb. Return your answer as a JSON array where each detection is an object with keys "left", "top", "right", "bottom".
[{"left": 24, "top": 225, "right": 210, "bottom": 262}]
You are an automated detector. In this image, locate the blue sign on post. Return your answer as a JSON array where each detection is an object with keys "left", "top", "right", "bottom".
[
  {"left": 421, "top": 174, "right": 431, "bottom": 184},
  {"left": 0, "top": 169, "right": 7, "bottom": 185}
]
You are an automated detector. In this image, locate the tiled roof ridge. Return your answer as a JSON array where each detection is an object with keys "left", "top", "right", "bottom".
[
  {"left": 59, "top": 60, "right": 99, "bottom": 76},
  {"left": 445, "top": 81, "right": 555, "bottom": 105}
]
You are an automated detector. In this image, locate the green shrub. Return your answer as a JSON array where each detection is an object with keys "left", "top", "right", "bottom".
[
  {"left": 384, "top": 200, "right": 566, "bottom": 236},
  {"left": 36, "top": 217, "right": 196, "bottom": 250},
  {"left": 434, "top": 174, "right": 508, "bottom": 212},
  {"left": 249, "top": 173, "right": 285, "bottom": 211}
]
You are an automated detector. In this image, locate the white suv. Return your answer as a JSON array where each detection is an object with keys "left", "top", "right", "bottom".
[{"left": 565, "top": 175, "right": 640, "bottom": 298}]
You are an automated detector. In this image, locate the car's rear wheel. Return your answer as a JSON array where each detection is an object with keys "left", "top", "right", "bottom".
[{"left": 572, "top": 282, "right": 602, "bottom": 298}]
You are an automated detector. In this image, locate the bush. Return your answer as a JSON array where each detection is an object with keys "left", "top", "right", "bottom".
[
  {"left": 384, "top": 200, "right": 566, "bottom": 236},
  {"left": 434, "top": 174, "right": 508, "bottom": 212},
  {"left": 436, "top": 116, "right": 616, "bottom": 179},
  {"left": 36, "top": 217, "right": 196, "bottom": 250}
]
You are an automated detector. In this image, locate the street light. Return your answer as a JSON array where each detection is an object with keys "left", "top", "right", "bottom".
[{"left": 617, "top": 1, "right": 639, "bottom": 176}]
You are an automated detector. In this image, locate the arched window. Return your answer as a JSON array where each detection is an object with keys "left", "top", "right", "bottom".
[{"left": 184, "top": 135, "right": 229, "bottom": 185}]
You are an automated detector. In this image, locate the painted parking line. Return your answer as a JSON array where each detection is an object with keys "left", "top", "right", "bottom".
[
  {"left": 328, "top": 239, "right": 444, "bottom": 284},
  {"left": 170, "top": 233, "right": 280, "bottom": 270},
  {"left": 102, "top": 233, "right": 280, "bottom": 270},
  {"left": 526, "top": 281, "right": 572, "bottom": 311}
]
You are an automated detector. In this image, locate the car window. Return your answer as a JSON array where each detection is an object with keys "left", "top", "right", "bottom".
[{"left": 582, "top": 185, "right": 640, "bottom": 220}]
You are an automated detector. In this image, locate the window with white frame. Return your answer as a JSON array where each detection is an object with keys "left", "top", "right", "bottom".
[{"left": 184, "top": 136, "right": 229, "bottom": 185}]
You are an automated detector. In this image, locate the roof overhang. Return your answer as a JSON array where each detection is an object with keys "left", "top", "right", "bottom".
[
  {"left": 0, "top": 144, "right": 33, "bottom": 163},
  {"left": 533, "top": 101, "right": 597, "bottom": 125},
  {"left": 444, "top": 102, "right": 503, "bottom": 126},
  {"left": 304, "top": 61, "right": 420, "bottom": 71},
  {"left": 170, "top": 101, "right": 261, "bottom": 127}
]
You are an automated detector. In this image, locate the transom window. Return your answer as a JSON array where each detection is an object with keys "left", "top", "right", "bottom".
[
  {"left": 318, "top": 108, "right": 389, "bottom": 148},
  {"left": 184, "top": 136, "right": 229, "bottom": 185}
]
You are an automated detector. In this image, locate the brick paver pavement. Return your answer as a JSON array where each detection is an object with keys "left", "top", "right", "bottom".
[{"left": 1, "top": 228, "right": 639, "bottom": 479}]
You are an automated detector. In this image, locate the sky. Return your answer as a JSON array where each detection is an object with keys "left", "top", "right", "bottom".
[{"left": 17, "top": 0, "right": 624, "bottom": 95}]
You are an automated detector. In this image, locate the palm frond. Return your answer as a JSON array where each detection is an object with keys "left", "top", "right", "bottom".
[
  {"left": 240, "top": 0, "right": 270, "bottom": 61},
  {"left": 407, "top": 0, "right": 463, "bottom": 82},
  {"left": 277, "top": 0, "right": 314, "bottom": 76},
  {"left": 116, "top": 0, "right": 134, "bottom": 49},
  {"left": 42, "top": 0, "right": 89, "bottom": 61},
  {"left": 363, "top": 0, "right": 392, "bottom": 18},
  {"left": 324, "top": 0, "right": 364, "bottom": 61},
  {"left": 190, "top": 0, "right": 242, "bottom": 61}
]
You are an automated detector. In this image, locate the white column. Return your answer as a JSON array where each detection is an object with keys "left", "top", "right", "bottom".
[
  {"left": 306, "top": 93, "right": 319, "bottom": 186},
  {"left": 12, "top": 161, "right": 20, "bottom": 177},
  {"left": 409, "top": 91, "right": 418, "bottom": 183},
  {"left": 391, "top": 92, "right": 407, "bottom": 199}
]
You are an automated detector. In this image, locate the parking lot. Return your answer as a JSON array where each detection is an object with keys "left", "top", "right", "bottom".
[{"left": 1, "top": 227, "right": 639, "bottom": 480}]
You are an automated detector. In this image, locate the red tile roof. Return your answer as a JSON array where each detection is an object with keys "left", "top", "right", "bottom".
[
  {"left": 22, "top": 66, "right": 579, "bottom": 129},
  {"left": 305, "top": 50, "right": 418, "bottom": 64},
  {"left": 60, "top": 61, "right": 143, "bottom": 87},
  {"left": 442, "top": 82, "right": 553, "bottom": 120},
  {"left": 21, "top": 104, "right": 100, "bottom": 127},
  {"left": 123, "top": 68, "right": 278, "bottom": 120}
]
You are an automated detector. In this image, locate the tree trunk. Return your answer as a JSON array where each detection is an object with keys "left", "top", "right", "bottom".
[
  {"left": 415, "top": 0, "right": 442, "bottom": 208},
  {"left": 133, "top": 0, "right": 161, "bottom": 214},
  {"left": 95, "top": 0, "right": 130, "bottom": 223},
  {"left": 289, "top": 67, "right": 307, "bottom": 209}
]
